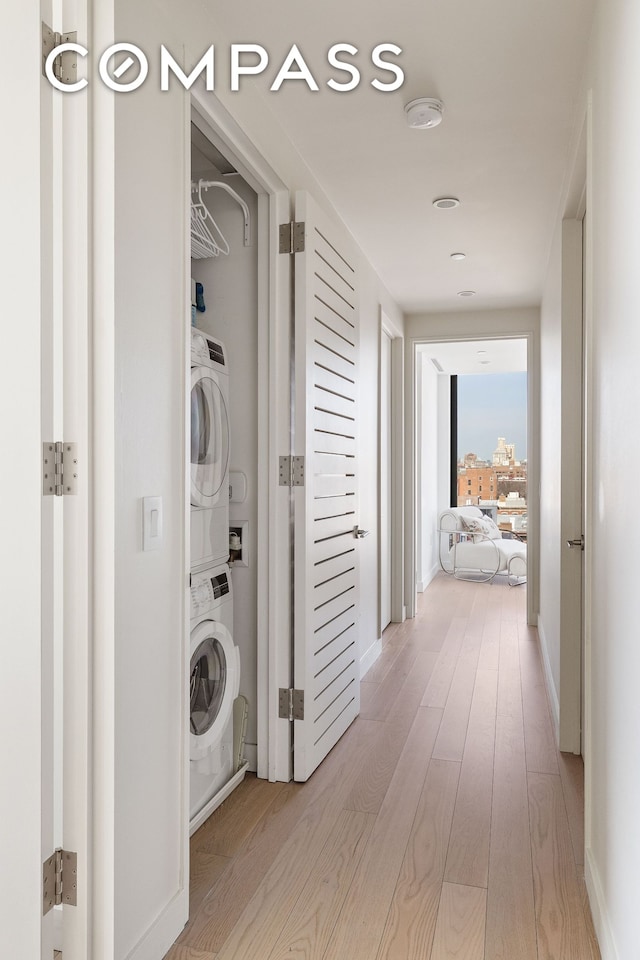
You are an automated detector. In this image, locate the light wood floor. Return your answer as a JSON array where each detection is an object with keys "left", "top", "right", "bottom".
[{"left": 166, "top": 574, "right": 600, "bottom": 960}]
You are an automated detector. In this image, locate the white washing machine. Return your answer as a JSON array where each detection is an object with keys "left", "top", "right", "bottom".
[
  {"left": 189, "top": 561, "right": 239, "bottom": 831},
  {"left": 191, "top": 327, "right": 230, "bottom": 569}
]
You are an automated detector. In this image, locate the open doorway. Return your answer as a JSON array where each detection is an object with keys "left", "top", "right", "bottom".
[{"left": 414, "top": 337, "right": 529, "bottom": 600}]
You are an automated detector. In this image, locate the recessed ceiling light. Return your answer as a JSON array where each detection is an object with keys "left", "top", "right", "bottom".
[
  {"left": 450, "top": 252, "right": 466, "bottom": 260},
  {"left": 433, "top": 197, "right": 460, "bottom": 210},
  {"left": 405, "top": 98, "right": 444, "bottom": 129},
  {"left": 457, "top": 290, "right": 476, "bottom": 297},
  {"left": 479, "top": 360, "right": 491, "bottom": 365},
  {"left": 476, "top": 349, "right": 487, "bottom": 354}
]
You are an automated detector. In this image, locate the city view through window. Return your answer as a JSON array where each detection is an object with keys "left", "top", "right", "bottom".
[{"left": 456, "top": 372, "right": 527, "bottom": 539}]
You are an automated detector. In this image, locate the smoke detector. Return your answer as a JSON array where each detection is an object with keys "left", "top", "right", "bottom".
[{"left": 405, "top": 98, "right": 444, "bottom": 129}]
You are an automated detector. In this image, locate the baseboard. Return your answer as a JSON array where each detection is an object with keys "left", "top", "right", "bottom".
[
  {"left": 585, "top": 847, "right": 619, "bottom": 960},
  {"left": 536, "top": 615, "right": 560, "bottom": 742},
  {"left": 125, "top": 886, "right": 188, "bottom": 960},
  {"left": 417, "top": 563, "right": 441, "bottom": 594},
  {"left": 360, "top": 637, "right": 382, "bottom": 679}
]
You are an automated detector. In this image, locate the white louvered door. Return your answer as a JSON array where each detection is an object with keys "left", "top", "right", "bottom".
[{"left": 293, "top": 191, "right": 361, "bottom": 781}]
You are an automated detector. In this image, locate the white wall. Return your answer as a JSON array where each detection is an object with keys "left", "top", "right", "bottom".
[
  {"left": 416, "top": 353, "right": 444, "bottom": 591},
  {"left": 191, "top": 175, "right": 260, "bottom": 767},
  {"left": 113, "top": 3, "right": 187, "bottom": 954},
  {"left": 575, "top": 3, "right": 640, "bottom": 955},
  {"left": 539, "top": 222, "right": 562, "bottom": 720}
]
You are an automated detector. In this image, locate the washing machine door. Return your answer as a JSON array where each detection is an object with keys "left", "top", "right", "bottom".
[
  {"left": 189, "top": 619, "right": 239, "bottom": 760},
  {"left": 191, "top": 365, "right": 230, "bottom": 508}
]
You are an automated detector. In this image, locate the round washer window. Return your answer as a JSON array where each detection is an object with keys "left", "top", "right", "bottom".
[{"left": 190, "top": 637, "right": 227, "bottom": 736}]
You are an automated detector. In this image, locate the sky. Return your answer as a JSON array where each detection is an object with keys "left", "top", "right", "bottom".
[{"left": 457, "top": 372, "right": 527, "bottom": 462}]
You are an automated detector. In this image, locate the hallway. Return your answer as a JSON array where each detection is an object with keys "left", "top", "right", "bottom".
[{"left": 167, "top": 574, "right": 599, "bottom": 960}]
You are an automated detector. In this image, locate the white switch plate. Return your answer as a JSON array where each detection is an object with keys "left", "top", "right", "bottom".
[{"left": 143, "top": 496, "right": 163, "bottom": 551}]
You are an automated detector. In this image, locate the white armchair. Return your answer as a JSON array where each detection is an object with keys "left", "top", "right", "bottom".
[{"left": 438, "top": 506, "right": 526, "bottom": 586}]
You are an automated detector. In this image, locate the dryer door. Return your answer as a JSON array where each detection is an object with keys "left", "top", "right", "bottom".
[
  {"left": 191, "top": 365, "right": 230, "bottom": 507},
  {"left": 189, "top": 620, "right": 239, "bottom": 759}
]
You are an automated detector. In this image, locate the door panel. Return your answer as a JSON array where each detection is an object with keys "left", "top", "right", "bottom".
[{"left": 293, "top": 192, "right": 361, "bottom": 781}]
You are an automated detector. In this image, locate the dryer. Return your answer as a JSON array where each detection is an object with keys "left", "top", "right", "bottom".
[
  {"left": 189, "top": 561, "right": 239, "bottom": 830},
  {"left": 191, "top": 327, "right": 230, "bottom": 569}
]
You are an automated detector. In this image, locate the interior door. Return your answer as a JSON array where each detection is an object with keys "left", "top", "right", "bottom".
[{"left": 292, "top": 191, "right": 361, "bottom": 781}]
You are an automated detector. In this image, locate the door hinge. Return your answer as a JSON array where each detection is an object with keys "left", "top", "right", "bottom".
[
  {"left": 42, "top": 22, "right": 78, "bottom": 84},
  {"left": 43, "top": 849, "right": 78, "bottom": 915},
  {"left": 279, "top": 221, "right": 305, "bottom": 254},
  {"left": 278, "top": 688, "right": 305, "bottom": 721},
  {"left": 279, "top": 455, "right": 305, "bottom": 487},
  {"left": 43, "top": 442, "right": 79, "bottom": 496}
]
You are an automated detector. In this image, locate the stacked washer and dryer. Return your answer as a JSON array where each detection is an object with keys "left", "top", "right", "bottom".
[{"left": 189, "top": 326, "right": 247, "bottom": 835}]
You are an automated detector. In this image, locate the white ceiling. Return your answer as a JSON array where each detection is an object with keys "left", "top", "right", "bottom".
[
  {"left": 209, "top": 0, "right": 595, "bottom": 314},
  {"left": 417, "top": 338, "right": 527, "bottom": 375}
]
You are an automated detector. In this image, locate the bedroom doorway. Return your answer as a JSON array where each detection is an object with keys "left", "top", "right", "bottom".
[{"left": 414, "top": 337, "right": 530, "bottom": 603}]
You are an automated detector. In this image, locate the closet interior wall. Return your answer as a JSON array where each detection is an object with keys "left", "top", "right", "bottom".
[{"left": 190, "top": 139, "right": 260, "bottom": 770}]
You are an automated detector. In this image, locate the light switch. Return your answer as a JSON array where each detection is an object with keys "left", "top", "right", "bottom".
[{"left": 143, "top": 496, "right": 163, "bottom": 551}]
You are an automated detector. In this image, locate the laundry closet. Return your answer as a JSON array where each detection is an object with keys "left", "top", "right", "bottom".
[{"left": 187, "top": 116, "right": 261, "bottom": 834}]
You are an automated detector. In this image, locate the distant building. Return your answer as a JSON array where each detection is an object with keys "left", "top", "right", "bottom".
[{"left": 492, "top": 436, "right": 516, "bottom": 466}]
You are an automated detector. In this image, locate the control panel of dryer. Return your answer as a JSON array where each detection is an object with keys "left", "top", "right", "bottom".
[{"left": 190, "top": 565, "right": 232, "bottom": 620}]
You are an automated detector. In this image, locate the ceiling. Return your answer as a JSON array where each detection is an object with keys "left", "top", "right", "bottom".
[
  {"left": 208, "top": 0, "right": 595, "bottom": 314},
  {"left": 417, "top": 338, "right": 527, "bottom": 375}
]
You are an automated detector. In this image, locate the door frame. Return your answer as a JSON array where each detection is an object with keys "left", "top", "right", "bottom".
[
  {"left": 189, "top": 89, "right": 292, "bottom": 784},
  {"left": 405, "top": 325, "right": 540, "bottom": 627},
  {"left": 379, "top": 311, "right": 405, "bottom": 635}
]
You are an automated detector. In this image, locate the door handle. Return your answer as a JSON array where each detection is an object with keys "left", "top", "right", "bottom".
[
  {"left": 566, "top": 536, "right": 584, "bottom": 550},
  {"left": 353, "top": 526, "right": 370, "bottom": 539}
]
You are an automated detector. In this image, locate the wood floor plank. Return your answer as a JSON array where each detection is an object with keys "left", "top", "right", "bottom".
[
  {"left": 485, "top": 711, "right": 538, "bottom": 960},
  {"left": 432, "top": 640, "right": 480, "bottom": 762},
  {"left": 557, "top": 751, "right": 585, "bottom": 868},
  {"left": 322, "top": 708, "right": 444, "bottom": 960},
  {"left": 163, "top": 948, "right": 218, "bottom": 960},
  {"left": 359, "top": 679, "right": 379, "bottom": 714},
  {"left": 376, "top": 759, "right": 460, "bottom": 960},
  {"left": 178, "top": 780, "right": 304, "bottom": 951},
  {"left": 191, "top": 774, "right": 286, "bottom": 858},
  {"left": 444, "top": 668, "right": 498, "bottom": 887},
  {"left": 196, "top": 718, "right": 384, "bottom": 958},
  {"left": 268, "top": 809, "right": 375, "bottom": 960},
  {"left": 519, "top": 639, "right": 559, "bottom": 775},
  {"left": 528, "top": 772, "right": 599, "bottom": 959},
  {"left": 477, "top": 615, "right": 500, "bottom": 672},
  {"left": 188, "top": 850, "right": 231, "bottom": 918},
  {"left": 497, "top": 620, "right": 522, "bottom": 718},
  {"left": 360, "top": 642, "right": 422, "bottom": 721},
  {"left": 345, "top": 652, "right": 438, "bottom": 814},
  {"left": 430, "top": 882, "right": 486, "bottom": 960},
  {"left": 421, "top": 618, "right": 466, "bottom": 709}
]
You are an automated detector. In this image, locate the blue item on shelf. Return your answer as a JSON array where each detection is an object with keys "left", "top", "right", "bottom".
[{"left": 195, "top": 282, "right": 206, "bottom": 313}]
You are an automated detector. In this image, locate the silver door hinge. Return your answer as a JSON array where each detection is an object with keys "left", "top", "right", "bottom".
[
  {"left": 279, "top": 688, "right": 305, "bottom": 721},
  {"left": 279, "top": 455, "right": 304, "bottom": 487},
  {"left": 42, "top": 22, "right": 78, "bottom": 84},
  {"left": 279, "top": 221, "right": 305, "bottom": 254},
  {"left": 43, "top": 442, "right": 78, "bottom": 496},
  {"left": 43, "top": 849, "right": 77, "bottom": 915}
]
